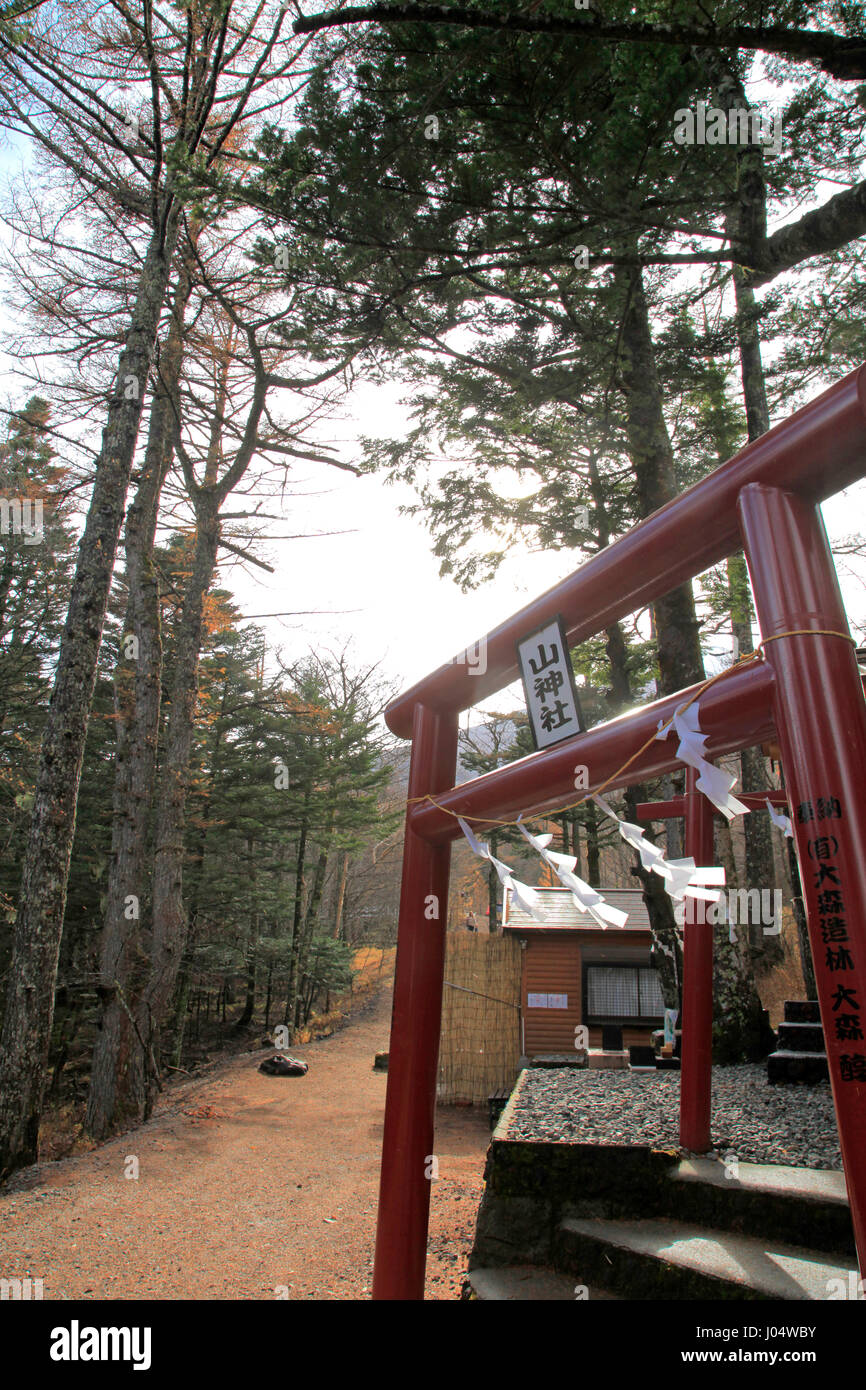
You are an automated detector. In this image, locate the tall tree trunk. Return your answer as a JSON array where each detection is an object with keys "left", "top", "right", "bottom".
[
  {"left": 142, "top": 494, "right": 222, "bottom": 1111},
  {"left": 559, "top": 815, "right": 570, "bottom": 854},
  {"left": 0, "top": 210, "right": 179, "bottom": 1178},
  {"left": 570, "top": 817, "right": 582, "bottom": 878},
  {"left": 236, "top": 841, "right": 258, "bottom": 1031},
  {"left": 237, "top": 915, "right": 259, "bottom": 1031},
  {"left": 587, "top": 438, "right": 683, "bottom": 1004},
  {"left": 585, "top": 438, "right": 635, "bottom": 715},
  {"left": 618, "top": 264, "right": 705, "bottom": 694},
  {"left": 264, "top": 960, "right": 274, "bottom": 1031},
  {"left": 710, "top": 48, "right": 786, "bottom": 986},
  {"left": 728, "top": 294, "right": 785, "bottom": 981},
  {"left": 661, "top": 775, "right": 684, "bottom": 862},
  {"left": 86, "top": 256, "right": 192, "bottom": 1139},
  {"left": 715, "top": 817, "right": 739, "bottom": 891},
  {"left": 295, "top": 823, "right": 334, "bottom": 1030},
  {"left": 170, "top": 948, "right": 194, "bottom": 1071},
  {"left": 730, "top": 561, "right": 782, "bottom": 978},
  {"left": 136, "top": 316, "right": 268, "bottom": 1104},
  {"left": 618, "top": 261, "right": 768, "bottom": 1057},
  {"left": 304, "top": 796, "right": 337, "bottom": 940},
  {"left": 285, "top": 800, "right": 310, "bottom": 1037},
  {"left": 332, "top": 851, "right": 349, "bottom": 940},
  {"left": 583, "top": 801, "right": 600, "bottom": 887},
  {"left": 170, "top": 675, "right": 229, "bottom": 1065},
  {"left": 726, "top": 173, "right": 783, "bottom": 978}
]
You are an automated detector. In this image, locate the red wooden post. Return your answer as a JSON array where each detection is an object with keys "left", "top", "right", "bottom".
[
  {"left": 637, "top": 792, "right": 788, "bottom": 820},
  {"left": 372, "top": 703, "right": 457, "bottom": 1300},
  {"left": 679, "top": 767, "right": 715, "bottom": 1152},
  {"left": 739, "top": 483, "right": 866, "bottom": 1276}
]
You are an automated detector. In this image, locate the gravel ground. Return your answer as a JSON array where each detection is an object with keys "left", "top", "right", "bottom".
[{"left": 504, "top": 1065, "right": 842, "bottom": 1170}]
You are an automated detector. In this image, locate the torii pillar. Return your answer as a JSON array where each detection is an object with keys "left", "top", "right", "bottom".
[{"left": 739, "top": 484, "right": 866, "bottom": 1276}]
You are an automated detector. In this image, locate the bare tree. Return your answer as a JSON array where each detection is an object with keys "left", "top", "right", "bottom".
[
  {"left": 0, "top": 0, "right": 311, "bottom": 1178},
  {"left": 85, "top": 209, "right": 360, "bottom": 1129}
]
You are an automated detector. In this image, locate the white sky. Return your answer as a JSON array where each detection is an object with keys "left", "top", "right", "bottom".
[
  {"left": 220, "top": 376, "right": 584, "bottom": 709},
  {"left": 220, "top": 373, "right": 866, "bottom": 722}
]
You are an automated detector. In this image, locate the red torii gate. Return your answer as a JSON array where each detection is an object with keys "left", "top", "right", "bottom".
[{"left": 372, "top": 365, "right": 866, "bottom": 1300}]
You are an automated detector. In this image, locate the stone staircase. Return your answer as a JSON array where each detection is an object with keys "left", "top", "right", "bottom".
[
  {"left": 463, "top": 1139, "right": 858, "bottom": 1301},
  {"left": 768, "top": 1001, "right": 829, "bottom": 1084}
]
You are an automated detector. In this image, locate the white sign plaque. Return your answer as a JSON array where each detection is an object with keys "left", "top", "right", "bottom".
[{"left": 517, "top": 615, "right": 584, "bottom": 749}]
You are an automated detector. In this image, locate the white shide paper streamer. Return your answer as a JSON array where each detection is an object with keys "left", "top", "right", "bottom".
[
  {"left": 517, "top": 819, "right": 629, "bottom": 930},
  {"left": 655, "top": 702, "right": 750, "bottom": 821},
  {"left": 766, "top": 798, "right": 794, "bottom": 838},
  {"left": 457, "top": 817, "right": 549, "bottom": 923},
  {"left": 592, "top": 793, "right": 724, "bottom": 905}
]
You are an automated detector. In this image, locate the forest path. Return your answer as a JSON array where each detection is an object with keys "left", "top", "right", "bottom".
[{"left": 0, "top": 982, "right": 489, "bottom": 1300}]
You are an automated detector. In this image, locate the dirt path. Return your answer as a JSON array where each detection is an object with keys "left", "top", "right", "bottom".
[{"left": 0, "top": 983, "right": 489, "bottom": 1300}]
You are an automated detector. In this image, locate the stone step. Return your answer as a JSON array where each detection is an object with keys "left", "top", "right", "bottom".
[
  {"left": 784, "top": 1000, "right": 821, "bottom": 1025},
  {"left": 554, "top": 1215, "right": 858, "bottom": 1300},
  {"left": 668, "top": 1159, "right": 854, "bottom": 1256},
  {"left": 777, "top": 1021, "right": 825, "bottom": 1053},
  {"left": 462, "top": 1265, "right": 609, "bottom": 1300},
  {"left": 768, "top": 1050, "right": 829, "bottom": 1084}
]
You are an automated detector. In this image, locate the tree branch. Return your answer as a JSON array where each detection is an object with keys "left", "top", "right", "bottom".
[
  {"left": 744, "top": 179, "right": 866, "bottom": 287},
  {"left": 292, "top": 5, "right": 866, "bottom": 80},
  {"left": 218, "top": 538, "right": 275, "bottom": 571}
]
